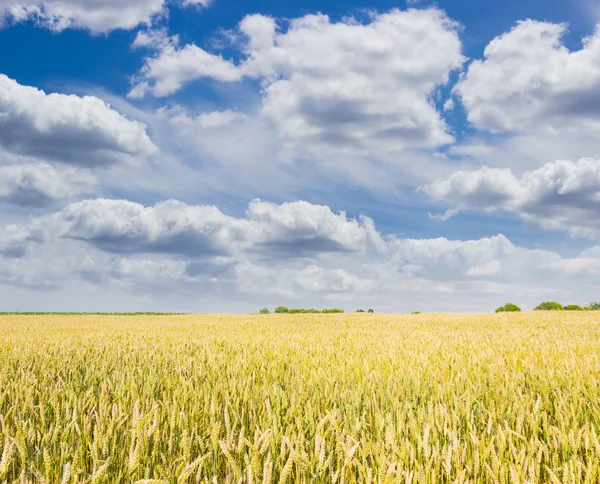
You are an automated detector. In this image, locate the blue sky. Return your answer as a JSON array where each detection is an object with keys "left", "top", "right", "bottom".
[{"left": 1, "top": 0, "right": 600, "bottom": 312}]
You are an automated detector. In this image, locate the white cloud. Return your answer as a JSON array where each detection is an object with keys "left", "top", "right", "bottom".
[
  {"left": 0, "top": 163, "right": 97, "bottom": 207},
  {"left": 129, "top": 43, "right": 242, "bottom": 98},
  {"left": 466, "top": 259, "right": 501, "bottom": 277},
  {"left": 420, "top": 166, "right": 522, "bottom": 215},
  {"left": 293, "top": 265, "right": 376, "bottom": 294},
  {"left": 421, "top": 158, "right": 600, "bottom": 238},
  {"left": 230, "top": 238, "right": 557, "bottom": 305},
  {"left": 247, "top": 199, "right": 386, "bottom": 254},
  {"left": 388, "top": 234, "right": 558, "bottom": 278},
  {"left": 157, "top": 106, "right": 248, "bottom": 129},
  {"left": 132, "top": 28, "right": 178, "bottom": 50},
  {"left": 3, "top": 194, "right": 599, "bottom": 311},
  {"left": 0, "top": 0, "right": 211, "bottom": 33},
  {"left": 232, "top": 261, "right": 375, "bottom": 299},
  {"left": 0, "top": 75, "right": 157, "bottom": 166},
  {"left": 0, "top": 256, "right": 65, "bottom": 288},
  {"left": 144, "top": 102, "right": 462, "bottom": 205},
  {"left": 28, "top": 197, "right": 383, "bottom": 258},
  {"left": 131, "top": 9, "right": 465, "bottom": 155},
  {"left": 543, "top": 257, "right": 600, "bottom": 276},
  {"left": 48, "top": 198, "right": 252, "bottom": 256},
  {"left": 81, "top": 255, "right": 191, "bottom": 285},
  {"left": 448, "top": 144, "right": 493, "bottom": 158},
  {"left": 0, "top": 223, "right": 40, "bottom": 258},
  {"left": 455, "top": 20, "right": 600, "bottom": 134},
  {"left": 442, "top": 98, "right": 455, "bottom": 112}
]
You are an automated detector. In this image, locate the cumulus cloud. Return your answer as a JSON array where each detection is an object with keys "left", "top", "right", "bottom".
[
  {"left": 132, "top": 28, "right": 178, "bottom": 50},
  {"left": 0, "top": 75, "right": 157, "bottom": 166},
  {"left": 543, "top": 257, "right": 600, "bottom": 277},
  {"left": 0, "top": 0, "right": 211, "bottom": 33},
  {"left": 129, "top": 41, "right": 241, "bottom": 98},
  {"left": 131, "top": 9, "right": 465, "bottom": 155},
  {"left": 232, "top": 261, "right": 376, "bottom": 300},
  {"left": 48, "top": 199, "right": 251, "bottom": 256},
  {"left": 466, "top": 260, "right": 501, "bottom": 277},
  {"left": 388, "top": 234, "right": 559, "bottom": 280},
  {"left": 28, "top": 198, "right": 383, "bottom": 258},
  {"left": 227, "top": 231, "right": 570, "bottom": 308},
  {"left": 421, "top": 158, "right": 600, "bottom": 237},
  {"left": 0, "top": 163, "right": 96, "bottom": 208},
  {"left": 78, "top": 255, "right": 191, "bottom": 286},
  {"left": 2, "top": 195, "right": 599, "bottom": 310},
  {"left": 0, "top": 242, "right": 196, "bottom": 291},
  {"left": 247, "top": 199, "right": 386, "bottom": 255},
  {"left": 294, "top": 265, "right": 374, "bottom": 294},
  {"left": 455, "top": 20, "right": 600, "bottom": 134}
]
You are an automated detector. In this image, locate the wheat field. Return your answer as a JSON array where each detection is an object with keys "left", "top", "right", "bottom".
[{"left": 0, "top": 312, "right": 599, "bottom": 483}]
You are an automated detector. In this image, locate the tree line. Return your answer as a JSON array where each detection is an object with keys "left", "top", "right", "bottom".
[
  {"left": 495, "top": 301, "right": 600, "bottom": 312},
  {"left": 259, "top": 307, "right": 345, "bottom": 314},
  {"left": 258, "top": 301, "right": 600, "bottom": 315}
]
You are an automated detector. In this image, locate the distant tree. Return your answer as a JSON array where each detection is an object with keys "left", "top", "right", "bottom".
[
  {"left": 356, "top": 309, "right": 365, "bottom": 313},
  {"left": 534, "top": 301, "right": 563, "bottom": 311},
  {"left": 412, "top": 311, "right": 422, "bottom": 315},
  {"left": 564, "top": 305, "right": 583, "bottom": 311},
  {"left": 585, "top": 302, "right": 600, "bottom": 310},
  {"left": 274, "top": 307, "right": 344, "bottom": 314},
  {"left": 495, "top": 303, "right": 522, "bottom": 313},
  {"left": 259, "top": 308, "right": 271, "bottom": 314},
  {"left": 368, "top": 309, "right": 374, "bottom": 313}
]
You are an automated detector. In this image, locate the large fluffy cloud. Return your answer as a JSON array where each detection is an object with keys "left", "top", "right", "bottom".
[
  {"left": 49, "top": 199, "right": 251, "bottom": 256},
  {"left": 2, "top": 195, "right": 598, "bottom": 312},
  {"left": 421, "top": 158, "right": 600, "bottom": 238},
  {"left": 387, "top": 234, "right": 560, "bottom": 282},
  {"left": 247, "top": 199, "right": 386, "bottom": 254},
  {"left": 131, "top": 9, "right": 465, "bottom": 154},
  {"left": 32, "top": 198, "right": 383, "bottom": 257},
  {"left": 0, "top": 0, "right": 210, "bottom": 33},
  {"left": 454, "top": 20, "right": 600, "bottom": 134},
  {"left": 0, "top": 163, "right": 97, "bottom": 207},
  {"left": 0, "top": 75, "right": 157, "bottom": 166}
]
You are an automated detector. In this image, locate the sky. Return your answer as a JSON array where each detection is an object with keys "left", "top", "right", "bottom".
[{"left": 1, "top": 0, "right": 600, "bottom": 313}]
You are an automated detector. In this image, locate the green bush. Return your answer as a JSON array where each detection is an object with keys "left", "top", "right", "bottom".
[
  {"left": 412, "top": 311, "right": 422, "bottom": 315},
  {"left": 564, "top": 305, "right": 583, "bottom": 311},
  {"left": 585, "top": 302, "right": 600, "bottom": 310},
  {"left": 534, "top": 301, "right": 563, "bottom": 311},
  {"left": 495, "top": 303, "right": 522, "bottom": 313},
  {"left": 368, "top": 309, "right": 374, "bottom": 313},
  {"left": 259, "top": 308, "right": 271, "bottom": 314},
  {"left": 274, "top": 307, "right": 344, "bottom": 314},
  {"left": 356, "top": 310, "right": 365, "bottom": 313}
]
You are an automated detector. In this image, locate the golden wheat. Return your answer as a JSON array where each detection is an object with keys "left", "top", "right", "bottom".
[{"left": 0, "top": 312, "right": 599, "bottom": 483}]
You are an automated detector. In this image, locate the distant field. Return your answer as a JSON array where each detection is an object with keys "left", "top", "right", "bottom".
[{"left": 1, "top": 313, "right": 599, "bottom": 483}]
